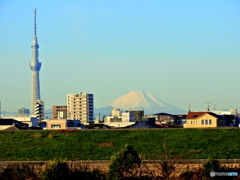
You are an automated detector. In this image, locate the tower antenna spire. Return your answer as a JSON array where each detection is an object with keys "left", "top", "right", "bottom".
[
  {"left": 33, "top": 9, "right": 37, "bottom": 37},
  {"left": 30, "top": 9, "right": 43, "bottom": 122}
]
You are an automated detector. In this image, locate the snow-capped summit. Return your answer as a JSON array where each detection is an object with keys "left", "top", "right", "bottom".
[{"left": 107, "top": 91, "right": 185, "bottom": 114}]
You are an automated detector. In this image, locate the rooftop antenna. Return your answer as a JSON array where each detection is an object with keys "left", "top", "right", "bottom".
[
  {"left": 188, "top": 103, "right": 191, "bottom": 112},
  {"left": 206, "top": 102, "right": 212, "bottom": 111},
  {"left": 33, "top": 9, "right": 37, "bottom": 37}
]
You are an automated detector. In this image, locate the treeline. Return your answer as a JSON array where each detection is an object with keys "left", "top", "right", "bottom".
[{"left": 0, "top": 144, "right": 240, "bottom": 180}]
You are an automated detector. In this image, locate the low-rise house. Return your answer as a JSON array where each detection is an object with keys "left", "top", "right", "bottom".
[
  {"left": 0, "top": 114, "right": 38, "bottom": 127},
  {"left": 183, "top": 111, "right": 226, "bottom": 128},
  {"left": 211, "top": 110, "right": 239, "bottom": 127},
  {"left": 43, "top": 119, "right": 82, "bottom": 130},
  {"left": 103, "top": 112, "right": 135, "bottom": 127},
  {"left": 125, "top": 121, "right": 162, "bottom": 128},
  {"left": 145, "top": 113, "right": 186, "bottom": 127},
  {"left": 173, "top": 114, "right": 187, "bottom": 126},
  {"left": 0, "top": 119, "right": 29, "bottom": 130},
  {"left": 223, "top": 115, "right": 236, "bottom": 127}
]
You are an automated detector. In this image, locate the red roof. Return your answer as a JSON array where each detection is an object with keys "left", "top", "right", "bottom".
[{"left": 186, "top": 111, "right": 217, "bottom": 119}]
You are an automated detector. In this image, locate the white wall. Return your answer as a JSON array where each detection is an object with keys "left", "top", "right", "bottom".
[{"left": 122, "top": 112, "right": 134, "bottom": 122}]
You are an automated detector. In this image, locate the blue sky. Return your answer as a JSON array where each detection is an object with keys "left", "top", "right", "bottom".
[{"left": 0, "top": 0, "right": 240, "bottom": 112}]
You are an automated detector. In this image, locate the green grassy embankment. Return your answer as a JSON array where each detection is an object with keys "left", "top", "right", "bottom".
[{"left": 0, "top": 128, "right": 239, "bottom": 161}]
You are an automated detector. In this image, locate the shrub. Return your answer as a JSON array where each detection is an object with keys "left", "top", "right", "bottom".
[
  {"left": 40, "top": 159, "right": 70, "bottom": 180},
  {"left": 179, "top": 166, "right": 204, "bottom": 180},
  {"left": 202, "top": 158, "right": 221, "bottom": 179},
  {"left": 107, "top": 144, "right": 141, "bottom": 180},
  {"left": 69, "top": 162, "right": 106, "bottom": 180},
  {"left": 179, "top": 160, "right": 240, "bottom": 180},
  {"left": 0, "top": 163, "right": 40, "bottom": 180}
]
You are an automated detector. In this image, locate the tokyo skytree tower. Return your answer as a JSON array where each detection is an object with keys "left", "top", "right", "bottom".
[{"left": 29, "top": 9, "right": 41, "bottom": 113}]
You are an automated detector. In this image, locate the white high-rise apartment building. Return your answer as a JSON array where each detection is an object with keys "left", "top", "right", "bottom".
[
  {"left": 34, "top": 100, "right": 44, "bottom": 122},
  {"left": 67, "top": 93, "right": 94, "bottom": 123}
]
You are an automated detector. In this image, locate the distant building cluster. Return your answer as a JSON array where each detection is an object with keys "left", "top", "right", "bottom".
[
  {"left": 0, "top": 106, "right": 239, "bottom": 131},
  {"left": 18, "top": 107, "right": 29, "bottom": 115},
  {"left": 103, "top": 109, "right": 135, "bottom": 127}
]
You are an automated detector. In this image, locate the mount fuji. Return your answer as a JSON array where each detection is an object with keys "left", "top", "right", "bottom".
[{"left": 95, "top": 91, "right": 186, "bottom": 115}]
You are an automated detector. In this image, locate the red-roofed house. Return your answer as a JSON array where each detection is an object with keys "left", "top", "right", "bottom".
[{"left": 183, "top": 111, "right": 226, "bottom": 128}]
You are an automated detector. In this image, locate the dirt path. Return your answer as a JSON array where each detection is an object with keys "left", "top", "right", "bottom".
[
  {"left": 0, "top": 160, "right": 238, "bottom": 171},
  {"left": 71, "top": 162, "right": 239, "bottom": 171}
]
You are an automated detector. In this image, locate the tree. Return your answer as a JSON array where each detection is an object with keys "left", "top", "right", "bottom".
[
  {"left": 202, "top": 158, "right": 221, "bottom": 180},
  {"left": 40, "top": 159, "right": 70, "bottom": 180},
  {"left": 107, "top": 144, "right": 142, "bottom": 180},
  {"left": 149, "top": 138, "right": 186, "bottom": 179}
]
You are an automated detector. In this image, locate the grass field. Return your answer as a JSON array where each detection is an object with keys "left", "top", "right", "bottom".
[{"left": 0, "top": 128, "right": 239, "bottom": 161}]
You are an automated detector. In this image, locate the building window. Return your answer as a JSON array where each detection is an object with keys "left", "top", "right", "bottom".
[
  {"left": 110, "top": 118, "right": 122, "bottom": 122},
  {"left": 51, "top": 124, "right": 61, "bottom": 129},
  {"left": 201, "top": 120, "right": 204, "bottom": 125},
  {"left": 205, "top": 119, "right": 208, "bottom": 125},
  {"left": 209, "top": 119, "right": 212, "bottom": 125}
]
